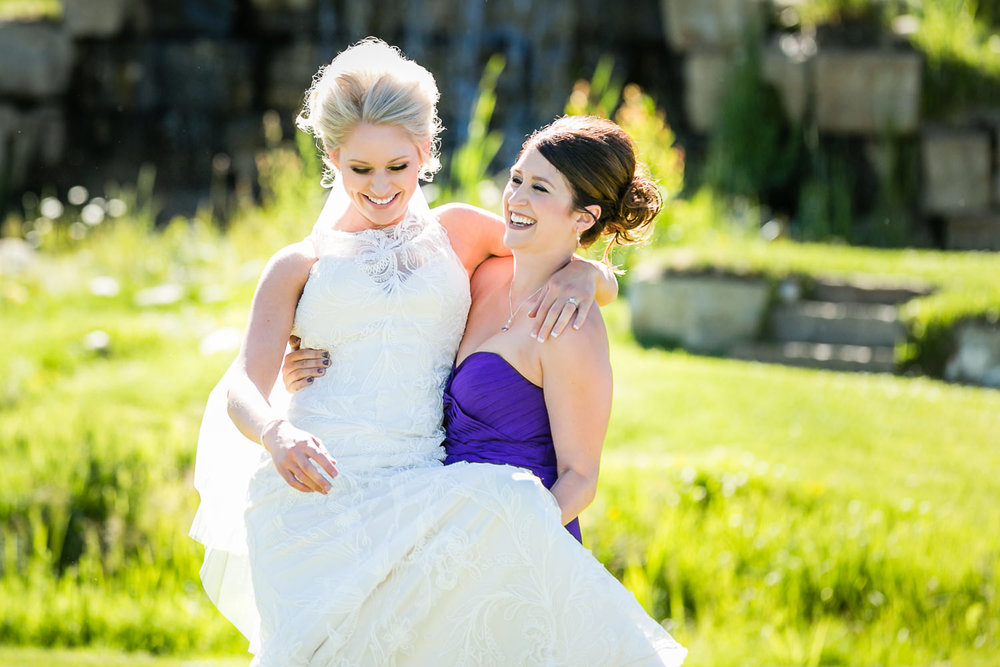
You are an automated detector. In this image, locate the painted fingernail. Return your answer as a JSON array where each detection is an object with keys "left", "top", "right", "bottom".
[
  {"left": 323, "top": 359, "right": 330, "bottom": 366},
  {"left": 307, "top": 377, "right": 314, "bottom": 383},
  {"left": 322, "top": 352, "right": 329, "bottom": 359},
  {"left": 317, "top": 368, "right": 325, "bottom": 374},
  {"left": 551, "top": 331, "right": 560, "bottom": 338}
]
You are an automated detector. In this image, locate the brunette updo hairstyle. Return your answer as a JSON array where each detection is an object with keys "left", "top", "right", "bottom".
[
  {"left": 522, "top": 116, "right": 661, "bottom": 256},
  {"left": 296, "top": 38, "right": 443, "bottom": 182}
]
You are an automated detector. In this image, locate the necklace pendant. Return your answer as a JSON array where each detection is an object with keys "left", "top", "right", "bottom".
[{"left": 501, "top": 323, "right": 511, "bottom": 332}]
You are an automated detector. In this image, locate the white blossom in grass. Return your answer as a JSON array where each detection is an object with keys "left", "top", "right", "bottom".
[
  {"left": 81, "top": 203, "right": 105, "bottom": 225},
  {"left": 107, "top": 198, "right": 127, "bottom": 217},
  {"left": 135, "top": 283, "right": 183, "bottom": 307},
  {"left": 198, "top": 284, "right": 228, "bottom": 303},
  {"left": 83, "top": 330, "right": 110, "bottom": 352},
  {"left": 90, "top": 276, "right": 120, "bottom": 297},
  {"left": 68, "top": 186, "right": 88, "bottom": 205},
  {"left": 40, "top": 197, "right": 64, "bottom": 219}
]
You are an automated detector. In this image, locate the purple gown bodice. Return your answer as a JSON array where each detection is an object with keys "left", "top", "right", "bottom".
[{"left": 443, "top": 351, "right": 582, "bottom": 542}]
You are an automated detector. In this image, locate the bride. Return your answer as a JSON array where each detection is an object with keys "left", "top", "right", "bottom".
[{"left": 191, "top": 38, "right": 686, "bottom": 665}]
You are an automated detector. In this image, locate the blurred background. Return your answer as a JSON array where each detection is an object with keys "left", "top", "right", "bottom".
[
  {"left": 1, "top": 1, "right": 999, "bottom": 665},
  {"left": 0, "top": 0, "right": 998, "bottom": 248}
]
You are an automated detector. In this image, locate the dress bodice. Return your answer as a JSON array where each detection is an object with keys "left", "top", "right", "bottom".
[
  {"left": 442, "top": 351, "right": 582, "bottom": 541},
  {"left": 287, "top": 211, "right": 470, "bottom": 470}
]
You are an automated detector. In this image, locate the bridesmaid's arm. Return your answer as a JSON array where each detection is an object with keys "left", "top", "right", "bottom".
[
  {"left": 227, "top": 242, "right": 337, "bottom": 493},
  {"left": 538, "top": 312, "right": 613, "bottom": 526}
]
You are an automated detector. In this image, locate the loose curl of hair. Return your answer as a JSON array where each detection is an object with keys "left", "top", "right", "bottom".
[
  {"left": 522, "top": 116, "right": 661, "bottom": 261},
  {"left": 296, "top": 38, "right": 444, "bottom": 183}
]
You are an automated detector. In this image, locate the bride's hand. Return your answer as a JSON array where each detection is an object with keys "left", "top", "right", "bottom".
[
  {"left": 260, "top": 419, "right": 338, "bottom": 493},
  {"left": 282, "top": 336, "right": 330, "bottom": 392},
  {"left": 527, "top": 261, "right": 598, "bottom": 341}
]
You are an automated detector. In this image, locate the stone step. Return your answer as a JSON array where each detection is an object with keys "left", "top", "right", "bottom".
[
  {"left": 810, "top": 277, "right": 933, "bottom": 305},
  {"left": 730, "top": 342, "right": 897, "bottom": 374},
  {"left": 770, "top": 301, "right": 905, "bottom": 347}
]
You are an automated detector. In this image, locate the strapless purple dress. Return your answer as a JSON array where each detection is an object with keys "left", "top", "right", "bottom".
[{"left": 443, "top": 351, "right": 582, "bottom": 542}]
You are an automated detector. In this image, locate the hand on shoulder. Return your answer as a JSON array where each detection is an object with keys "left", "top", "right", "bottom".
[{"left": 537, "top": 304, "right": 610, "bottom": 376}]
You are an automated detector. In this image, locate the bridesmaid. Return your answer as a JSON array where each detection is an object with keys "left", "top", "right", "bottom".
[{"left": 286, "top": 115, "right": 661, "bottom": 541}]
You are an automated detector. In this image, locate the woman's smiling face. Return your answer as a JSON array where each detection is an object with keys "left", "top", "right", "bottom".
[
  {"left": 502, "top": 146, "right": 587, "bottom": 253},
  {"left": 332, "top": 123, "right": 423, "bottom": 230}
]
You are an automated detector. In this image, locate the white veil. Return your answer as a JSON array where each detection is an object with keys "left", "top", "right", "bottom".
[
  {"left": 188, "top": 175, "right": 435, "bottom": 650},
  {"left": 188, "top": 366, "right": 289, "bottom": 649},
  {"left": 307, "top": 169, "right": 437, "bottom": 246}
]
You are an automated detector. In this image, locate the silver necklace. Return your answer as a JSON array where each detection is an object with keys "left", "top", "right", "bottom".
[{"left": 502, "top": 282, "right": 544, "bottom": 332}]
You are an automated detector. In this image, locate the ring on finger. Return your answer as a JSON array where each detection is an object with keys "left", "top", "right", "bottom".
[{"left": 566, "top": 297, "right": 579, "bottom": 307}]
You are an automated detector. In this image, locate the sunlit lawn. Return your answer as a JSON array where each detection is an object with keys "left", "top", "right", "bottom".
[
  {"left": 0, "top": 0, "right": 61, "bottom": 20},
  {"left": 1, "top": 186, "right": 998, "bottom": 664},
  {"left": 590, "top": 306, "right": 1000, "bottom": 666},
  {"left": 0, "top": 646, "right": 244, "bottom": 666},
  {"left": 3, "top": 283, "right": 997, "bottom": 664},
  {"left": 3, "top": 0, "right": 1000, "bottom": 660}
]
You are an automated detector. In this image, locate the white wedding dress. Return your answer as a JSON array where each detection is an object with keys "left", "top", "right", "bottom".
[{"left": 191, "top": 193, "right": 686, "bottom": 666}]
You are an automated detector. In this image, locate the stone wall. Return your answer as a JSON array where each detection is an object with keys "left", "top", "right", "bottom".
[
  {"left": 665, "top": 0, "right": 1000, "bottom": 251},
  {"left": 0, "top": 0, "right": 670, "bottom": 219},
  {"left": 3, "top": 0, "right": 1000, "bottom": 252}
]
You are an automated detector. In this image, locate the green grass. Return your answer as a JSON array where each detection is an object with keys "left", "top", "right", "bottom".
[
  {"left": 0, "top": 0, "right": 61, "bottom": 20},
  {"left": 910, "top": 0, "right": 1000, "bottom": 118},
  {"left": 0, "top": 646, "right": 244, "bottom": 666},
  {"left": 793, "top": 0, "right": 1000, "bottom": 119},
  {"left": 588, "top": 304, "right": 1000, "bottom": 665},
  {"left": 4, "top": 228, "right": 999, "bottom": 663},
  {"left": 2, "top": 141, "right": 999, "bottom": 663}
]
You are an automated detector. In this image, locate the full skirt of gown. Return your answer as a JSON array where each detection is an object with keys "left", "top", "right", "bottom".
[{"left": 246, "top": 458, "right": 685, "bottom": 665}]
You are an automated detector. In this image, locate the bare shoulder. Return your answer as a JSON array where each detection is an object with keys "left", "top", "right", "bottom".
[
  {"left": 258, "top": 240, "right": 317, "bottom": 291},
  {"left": 434, "top": 202, "right": 503, "bottom": 234},
  {"left": 540, "top": 306, "right": 610, "bottom": 371},
  {"left": 434, "top": 203, "right": 508, "bottom": 273}
]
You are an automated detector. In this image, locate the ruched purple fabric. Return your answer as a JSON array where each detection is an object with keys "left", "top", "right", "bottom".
[{"left": 443, "top": 351, "right": 582, "bottom": 542}]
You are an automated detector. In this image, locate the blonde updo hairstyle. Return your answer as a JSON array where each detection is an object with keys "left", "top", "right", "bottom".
[
  {"left": 296, "top": 38, "right": 443, "bottom": 182},
  {"left": 521, "top": 116, "right": 661, "bottom": 259}
]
